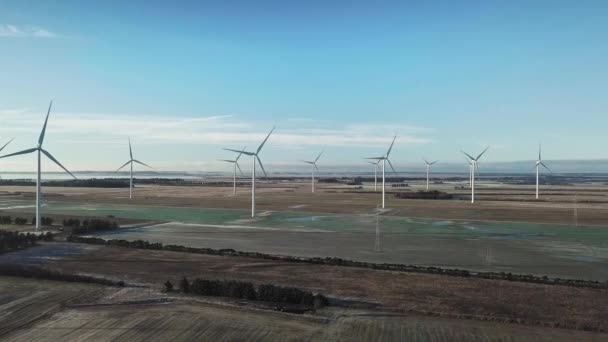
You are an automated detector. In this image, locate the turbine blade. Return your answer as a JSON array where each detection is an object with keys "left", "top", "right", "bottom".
[
  {"left": 0, "top": 138, "right": 14, "bottom": 152},
  {"left": 236, "top": 161, "right": 244, "bottom": 175},
  {"left": 424, "top": 158, "right": 429, "bottom": 165},
  {"left": 129, "top": 137, "right": 133, "bottom": 160},
  {"left": 431, "top": 160, "right": 439, "bottom": 165},
  {"left": 256, "top": 155, "right": 267, "bottom": 177},
  {"left": 386, "top": 136, "right": 397, "bottom": 157},
  {"left": 315, "top": 150, "right": 324, "bottom": 163},
  {"left": 235, "top": 145, "right": 247, "bottom": 161},
  {"left": 116, "top": 160, "right": 131, "bottom": 172},
  {"left": 0, "top": 147, "right": 37, "bottom": 159},
  {"left": 461, "top": 151, "right": 475, "bottom": 160},
  {"left": 365, "top": 157, "right": 384, "bottom": 160},
  {"left": 256, "top": 127, "right": 275, "bottom": 154},
  {"left": 133, "top": 159, "right": 153, "bottom": 169},
  {"left": 223, "top": 148, "right": 254, "bottom": 156},
  {"left": 538, "top": 143, "right": 541, "bottom": 161},
  {"left": 38, "top": 100, "right": 53, "bottom": 146},
  {"left": 302, "top": 160, "right": 314, "bottom": 164},
  {"left": 476, "top": 146, "right": 490, "bottom": 160},
  {"left": 218, "top": 159, "right": 236, "bottom": 163},
  {"left": 314, "top": 164, "right": 319, "bottom": 172},
  {"left": 540, "top": 162, "right": 552, "bottom": 173},
  {"left": 41, "top": 149, "right": 76, "bottom": 179},
  {"left": 387, "top": 159, "right": 398, "bottom": 176}
]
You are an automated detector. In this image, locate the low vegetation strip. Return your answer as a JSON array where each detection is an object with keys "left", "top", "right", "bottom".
[
  {"left": 169, "top": 277, "right": 329, "bottom": 309},
  {"left": 67, "top": 236, "right": 608, "bottom": 289},
  {"left": 395, "top": 190, "right": 453, "bottom": 200},
  {"left": 66, "top": 218, "right": 120, "bottom": 235},
  {"left": 0, "top": 230, "right": 53, "bottom": 254},
  {"left": 0, "top": 263, "right": 125, "bottom": 287}
]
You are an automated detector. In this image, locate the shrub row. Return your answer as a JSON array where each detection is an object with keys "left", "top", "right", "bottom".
[
  {"left": 0, "top": 216, "right": 53, "bottom": 226},
  {"left": 172, "top": 276, "right": 328, "bottom": 308},
  {"left": 0, "top": 230, "right": 53, "bottom": 254},
  {"left": 0, "top": 263, "right": 124, "bottom": 286},
  {"left": 67, "top": 236, "right": 608, "bottom": 290},
  {"left": 69, "top": 219, "right": 119, "bottom": 235},
  {"left": 395, "top": 190, "right": 453, "bottom": 200}
]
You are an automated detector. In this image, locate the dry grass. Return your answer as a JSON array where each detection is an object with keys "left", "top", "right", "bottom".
[{"left": 44, "top": 244, "right": 608, "bottom": 332}]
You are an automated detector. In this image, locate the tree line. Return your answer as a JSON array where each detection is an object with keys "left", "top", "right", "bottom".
[
  {"left": 167, "top": 276, "right": 328, "bottom": 309},
  {"left": 67, "top": 236, "right": 608, "bottom": 290},
  {"left": 0, "top": 263, "right": 124, "bottom": 287},
  {"left": 66, "top": 218, "right": 120, "bottom": 235},
  {"left": 0, "top": 216, "right": 53, "bottom": 226},
  {"left": 0, "top": 230, "right": 53, "bottom": 254}
]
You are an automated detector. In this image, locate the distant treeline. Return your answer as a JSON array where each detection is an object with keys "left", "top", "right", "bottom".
[
  {"left": 395, "top": 190, "right": 453, "bottom": 200},
  {"left": 0, "top": 216, "right": 53, "bottom": 226},
  {"left": 0, "top": 230, "right": 53, "bottom": 254},
  {"left": 67, "top": 236, "right": 608, "bottom": 290},
  {"left": 65, "top": 218, "right": 120, "bottom": 235},
  {"left": 0, "top": 178, "right": 201, "bottom": 188},
  {"left": 0, "top": 263, "right": 124, "bottom": 287},
  {"left": 169, "top": 277, "right": 328, "bottom": 310}
]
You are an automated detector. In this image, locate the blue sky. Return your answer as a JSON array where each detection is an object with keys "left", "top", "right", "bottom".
[{"left": 0, "top": 1, "right": 606, "bottom": 173}]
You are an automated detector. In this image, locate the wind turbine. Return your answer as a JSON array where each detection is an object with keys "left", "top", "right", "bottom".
[
  {"left": 0, "top": 101, "right": 76, "bottom": 231},
  {"left": 116, "top": 138, "right": 152, "bottom": 199},
  {"left": 535, "top": 143, "right": 551, "bottom": 199},
  {"left": 424, "top": 159, "right": 438, "bottom": 191},
  {"left": 365, "top": 136, "right": 397, "bottom": 209},
  {"left": 462, "top": 146, "right": 489, "bottom": 204},
  {"left": 219, "top": 146, "right": 246, "bottom": 195},
  {"left": 224, "top": 127, "right": 274, "bottom": 217},
  {"left": 301, "top": 151, "right": 323, "bottom": 193},
  {"left": 464, "top": 157, "right": 473, "bottom": 188},
  {"left": 367, "top": 161, "right": 379, "bottom": 191}
]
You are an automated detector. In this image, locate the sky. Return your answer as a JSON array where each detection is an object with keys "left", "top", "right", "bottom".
[{"left": 0, "top": 0, "right": 607, "bottom": 174}]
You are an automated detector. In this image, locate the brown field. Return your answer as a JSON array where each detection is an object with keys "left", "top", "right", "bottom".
[
  {"left": 1, "top": 180, "right": 607, "bottom": 340},
  {"left": 3, "top": 276, "right": 607, "bottom": 341},
  {"left": 4, "top": 242, "right": 607, "bottom": 332}
]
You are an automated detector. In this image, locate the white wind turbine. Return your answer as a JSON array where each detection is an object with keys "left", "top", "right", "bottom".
[
  {"left": 301, "top": 151, "right": 323, "bottom": 193},
  {"left": 219, "top": 146, "right": 246, "bottom": 196},
  {"left": 464, "top": 157, "right": 473, "bottom": 188},
  {"left": 224, "top": 127, "right": 274, "bottom": 217},
  {"left": 116, "top": 138, "right": 152, "bottom": 199},
  {"left": 365, "top": 136, "right": 397, "bottom": 209},
  {"left": 535, "top": 143, "right": 551, "bottom": 199},
  {"left": 462, "top": 146, "right": 489, "bottom": 204},
  {"left": 424, "top": 159, "right": 438, "bottom": 191},
  {"left": 367, "top": 161, "right": 379, "bottom": 191},
  {"left": 0, "top": 101, "right": 76, "bottom": 231}
]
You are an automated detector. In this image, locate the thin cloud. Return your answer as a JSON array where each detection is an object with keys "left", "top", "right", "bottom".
[
  {"left": 0, "top": 24, "right": 58, "bottom": 38},
  {"left": 1, "top": 110, "right": 433, "bottom": 149}
]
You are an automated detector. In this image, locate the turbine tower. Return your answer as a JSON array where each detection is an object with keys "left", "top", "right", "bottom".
[
  {"left": 465, "top": 157, "right": 473, "bottom": 188},
  {"left": 365, "top": 136, "right": 397, "bottom": 209},
  {"left": 535, "top": 143, "right": 551, "bottom": 199},
  {"left": 301, "top": 151, "right": 323, "bottom": 193},
  {"left": 367, "top": 161, "right": 379, "bottom": 191},
  {"left": 462, "top": 146, "right": 489, "bottom": 204},
  {"left": 0, "top": 101, "right": 76, "bottom": 231},
  {"left": 116, "top": 138, "right": 152, "bottom": 199},
  {"left": 424, "top": 159, "right": 438, "bottom": 191},
  {"left": 224, "top": 127, "right": 274, "bottom": 217},
  {"left": 219, "top": 146, "right": 245, "bottom": 195}
]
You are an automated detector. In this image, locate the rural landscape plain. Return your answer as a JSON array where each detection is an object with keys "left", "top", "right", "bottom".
[{"left": 2, "top": 1, "right": 608, "bottom": 341}]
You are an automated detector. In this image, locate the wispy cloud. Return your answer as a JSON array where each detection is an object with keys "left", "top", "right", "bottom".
[
  {"left": 0, "top": 110, "right": 433, "bottom": 148},
  {"left": 0, "top": 24, "right": 58, "bottom": 38}
]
